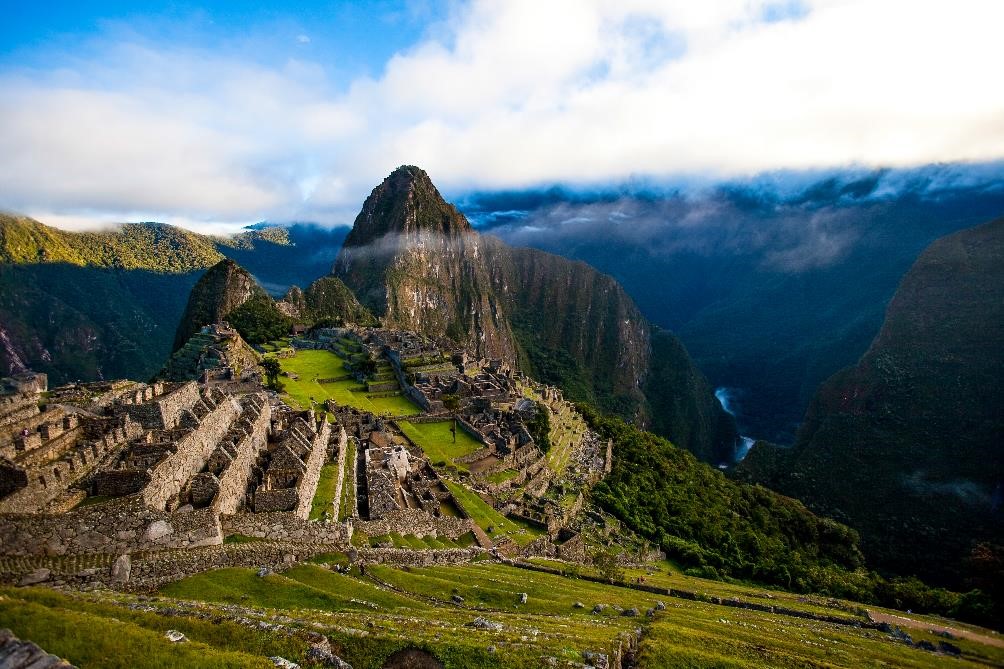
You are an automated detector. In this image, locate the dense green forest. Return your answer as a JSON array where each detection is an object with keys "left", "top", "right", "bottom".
[{"left": 580, "top": 405, "right": 1000, "bottom": 627}]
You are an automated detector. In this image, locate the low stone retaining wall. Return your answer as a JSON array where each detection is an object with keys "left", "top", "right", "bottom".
[
  {"left": 354, "top": 508, "right": 474, "bottom": 540},
  {"left": 353, "top": 546, "right": 486, "bottom": 566},
  {"left": 221, "top": 512, "right": 349, "bottom": 544},
  {"left": 0, "top": 496, "right": 221, "bottom": 557}
]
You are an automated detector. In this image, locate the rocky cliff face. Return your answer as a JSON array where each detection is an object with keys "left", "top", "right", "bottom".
[
  {"left": 173, "top": 259, "right": 265, "bottom": 350},
  {"left": 333, "top": 166, "right": 519, "bottom": 364},
  {"left": 739, "top": 218, "right": 1004, "bottom": 588}
]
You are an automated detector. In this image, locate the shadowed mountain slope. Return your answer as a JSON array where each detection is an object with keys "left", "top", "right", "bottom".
[{"left": 738, "top": 218, "right": 1004, "bottom": 589}]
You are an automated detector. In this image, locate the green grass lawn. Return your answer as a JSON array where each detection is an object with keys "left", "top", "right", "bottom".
[
  {"left": 277, "top": 349, "right": 420, "bottom": 416},
  {"left": 443, "top": 480, "right": 543, "bottom": 547},
  {"left": 398, "top": 420, "right": 483, "bottom": 468},
  {"left": 485, "top": 469, "right": 520, "bottom": 484},
  {"left": 8, "top": 560, "right": 998, "bottom": 669},
  {"left": 309, "top": 463, "right": 340, "bottom": 520},
  {"left": 0, "top": 587, "right": 305, "bottom": 669}
]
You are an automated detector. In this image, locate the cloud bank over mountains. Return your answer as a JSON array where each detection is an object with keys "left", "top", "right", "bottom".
[{"left": 1, "top": 0, "right": 1002, "bottom": 229}]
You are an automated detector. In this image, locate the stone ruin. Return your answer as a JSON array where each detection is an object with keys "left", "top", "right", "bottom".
[
  {"left": 0, "top": 368, "right": 339, "bottom": 565},
  {"left": 0, "top": 323, "right": 618, "bottom": 587}
]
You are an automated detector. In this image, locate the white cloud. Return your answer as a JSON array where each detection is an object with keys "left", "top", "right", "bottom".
[
  {"left": 1, "top": 0, "right": 1002, "bottom": 229},
  {"left": 296, "top": 34, "right": 311, "bottom": 44}
]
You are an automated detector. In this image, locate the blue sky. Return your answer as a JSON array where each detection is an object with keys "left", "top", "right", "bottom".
[
  {"left": 0, "top": 0, "right": 1001, "bottom": 231},
  {"left": 1, "top": 1, "right": 443, "bottom": 88}
]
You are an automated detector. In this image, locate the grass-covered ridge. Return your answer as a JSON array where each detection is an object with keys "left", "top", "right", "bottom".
[{"left": 5, "top": 559, "right": 1003, "bottom": 668}]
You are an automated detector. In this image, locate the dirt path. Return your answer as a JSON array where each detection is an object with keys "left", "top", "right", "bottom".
[{"left": 868, "top": 610, "right": 1004, "bottom": 649}]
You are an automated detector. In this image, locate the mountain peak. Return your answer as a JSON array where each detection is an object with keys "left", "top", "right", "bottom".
[
  {"left": 172, "top": 258, "right": 265, "bottom": 351},
  {"left": 341, "top": 165, "right": 472, "bottom": 247}
]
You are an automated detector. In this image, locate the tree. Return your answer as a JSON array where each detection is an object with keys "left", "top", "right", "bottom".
[
  {"left": 260, "top": 357, "right": 282, "bottom": 390},
  {"left": 527, "top": 400, "right": 552, "bottom": 452},
  {"left": 591, "top": 544, "right": 625, "bottom": 583},
  {"left": 356, "top": 356, "right": 378, "bottom": 377},
  {"left": 442, "top": 394, "right": 460, "bottom": 443}
]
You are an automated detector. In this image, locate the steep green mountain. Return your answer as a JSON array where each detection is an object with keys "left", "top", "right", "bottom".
[
  {"left": 0, "top": 263, "right": 199, "bottom": 384},
  {"left": 645, "top": 329, "right": 741, "bottom": 463},
  {"left": 738, "top": 218, "right": 1004, "bottom": 592},
  {"left": 0, "top": 215, "right": 345, "bottom": 384},
  {"left": 279, "top": 276, "right": 377, "bottom": 327},
  {"left": 173, "top": 259, "right": 293, "bottom": 348},
  {"left": 172, "top": 259, "right": 268, "bottom": 349},
  {"left": 334, "top": 166, "right": 735, "bottom": 455}
]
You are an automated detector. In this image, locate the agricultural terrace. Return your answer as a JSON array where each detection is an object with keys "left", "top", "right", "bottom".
[
  {"left": 308, "top": 464, "right": 340, "bottom": 520},
  {"left": 544, "top": 396, "right": 587, "bottom": 475},
  {"left": 276, "top": 349, "right": 420, "bottom": 417},
  {"left": 443, "top": 480, "right": 543, "bottom": 547},
  {"left": 398, "top": 419, "right": 483, "bottom": 470},
  {"left": 151, "top": 561, "right": 1004, "bottom": 669},
  {"left": 3, "top": 560, "right": 1001, "bottom": 669}
]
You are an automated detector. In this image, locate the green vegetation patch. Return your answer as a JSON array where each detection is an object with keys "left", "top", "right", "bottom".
[
  {"left": 0, "top": 586, "right": 304, "bottom": 669},
  {"left": 278, "top": 349, "right": 420, "bottom": 416},
  {"left": 399, "top": 420, "right": 483, "bottom": 468},
  {"left": 309, "top": 463, "right": 340, "bottom": 520}
]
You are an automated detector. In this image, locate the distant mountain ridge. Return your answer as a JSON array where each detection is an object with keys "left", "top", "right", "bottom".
[{"left": 461, "top": 178, "right": 1004, "bottom": 443}]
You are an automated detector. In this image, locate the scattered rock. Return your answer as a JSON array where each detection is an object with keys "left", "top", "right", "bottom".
[
  {"left": 938, "top": 641, "right": 962, "bottom": 656},
  {"left": 19, "top": 568, "right": 51, "bottom": 586},
  {"left": 487, "top": 645, "right": 496, "bottom": 653},
  {"left": 111, "top": 554, "right": 131, "bottom": 583},
  {"left": 591, "top": 604, "right": 606, "bottom": 614},
  {"left": 519, "top": 592, "right": 528, "bottom": 604},
  {"left": 257, "top": 567, "right": 272, "bottom": 578},
  {"left": 451, "top": 594, "right": 465, "bottom": 604},
  {"left": 622, "top": 608, "right": 639, "bottom": 617},
  {"left": 645, "top": 608, "right": 655, "bottom": 618},
  {"left": 305, "top": 645, "right": 353, "bottom": 668},
  {"left": 164, "top": 630, "right": 187, "bottom": 643},
  {"left": 915, "top": 640, "right": 937, "bottom": 652},
  {"left": 144, "top": 520, "right": 173, "bottom": 541},
  {"left": 655, "top": 600, "right": 666, "bottom": 610},
  {"left": 573, "top": 601, "right": 585, "bottom": 609},
  {"left": 270, "top": 657, "right": 301, "bottom": 669},
  {"left": 468, "top": 617, "right": 503, "bottom": 632}
]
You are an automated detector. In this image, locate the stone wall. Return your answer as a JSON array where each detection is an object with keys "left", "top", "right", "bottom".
[
  {"left": 0, "top": 496, "right": 221, "bottom": 556},
  {"left": 0, "top": 417, "right": 140, "bottom": 514},
  {"left": 354, "top": 508, "right": 474, "bottom": 540},
  {"left": 293, "top": 419, "right": 330, "bottom": 519},
  {"left": 221, "top": 512, "right": 348, "bottom": 544},
  {"left": 123, "top": 382, "right": 200, "bottom": 429},
  {"left": 328, "top": 428, "right": 348, "bottom": 520},
  {"left": 0, "top": 392, "right": 39, "bottom": 429},
  {"left": 141, "top": 393, "right": 241, "bottom": 510},
  {"left": 212, "top": 395, "right": 270, "bottom": 515}
]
